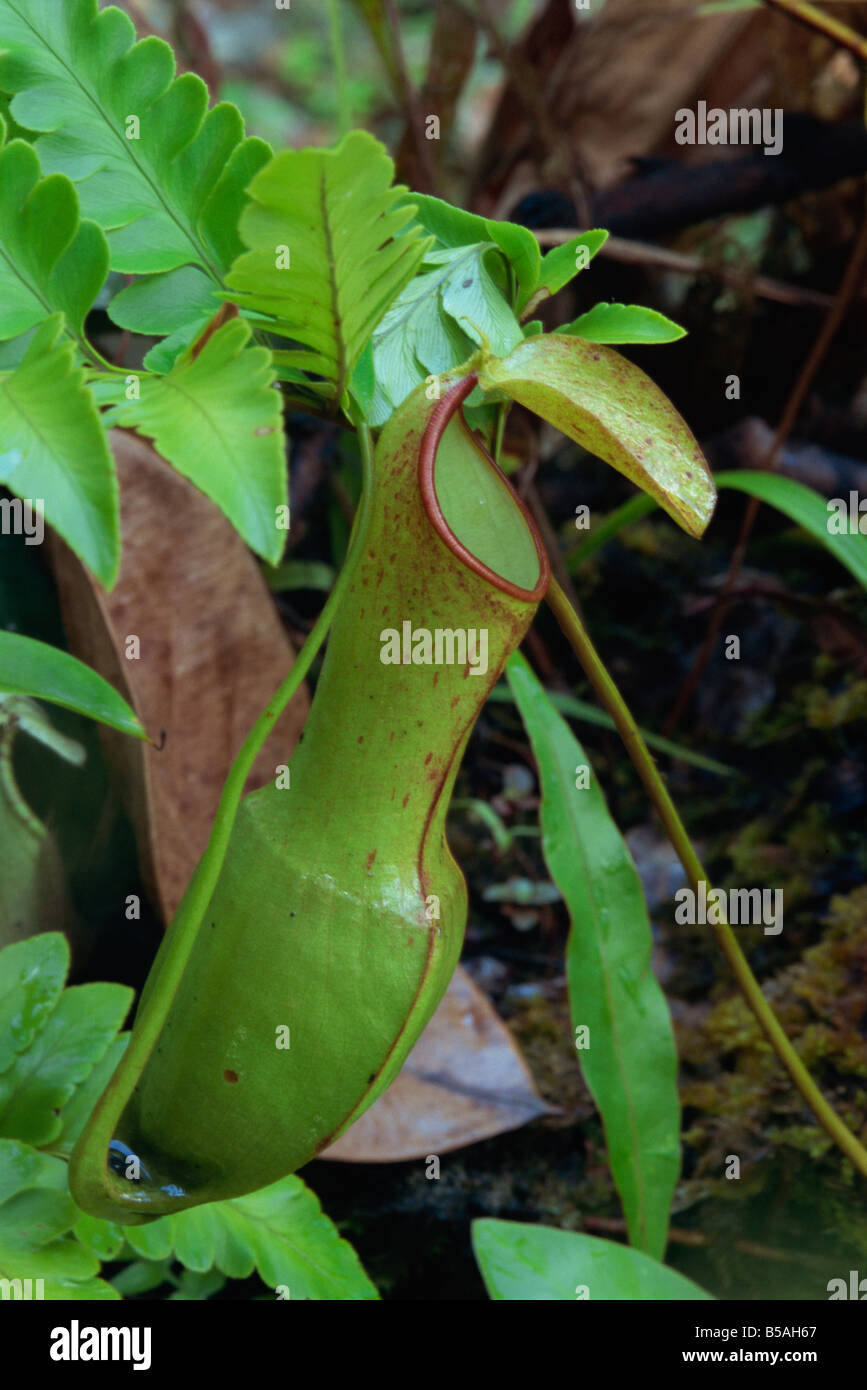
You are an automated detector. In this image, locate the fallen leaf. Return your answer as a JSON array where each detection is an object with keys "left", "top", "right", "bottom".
[
  {"left": 473, "top": 0, "right": 758, "bottom": 206},
  {"left": 321, "top": 964, "right": 553, "bottom": 1162}
]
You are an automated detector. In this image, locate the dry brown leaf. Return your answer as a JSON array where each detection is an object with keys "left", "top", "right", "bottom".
[
  {"left": 321, "top": 964, "right": 553, "bottom": 1162},
  {"left": 474, "top": 0, "right": 764, "bottom": 210},
  {"left": 395, "top": 0, "right": 478, "bottom": 191},
  {"left": 51, "top": 430, "right": 309, "bottom": 922}
]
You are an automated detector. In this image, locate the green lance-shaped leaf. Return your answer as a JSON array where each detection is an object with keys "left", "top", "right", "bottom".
[
  {"left": 522, "top": 230, "right": 609, "bottom": 317},
  {"left": 0, "top": 134, "right": 109, "bottom": 347},
  {"left": 478, "top": 333, "right": 716, "bottom": 537},
  {"left": 0, "top": 631, "right": 145, "bottom": 737},
  {"left": 106, "top": 319, "right": 287, "bottom": 565},
  {"left": 569, "top": 470, "right": 867, "bottom": 593},
  {"left": 506, "top": 653, "right": 680, "bottom": 1259},
  {"left": 472, "top": 1220, "right": 713, "bottom": 1301},
  {"left": 0, "top": 0, "right": 270, "bottom": 320},
  {"left": 486, "top": 682, "right": 735, "bottom": 777},
  {"left": 0, "top": 315, "right": 119, "bottom": 586},
  {"left": 69, "top": 375, "right": 550, "bottom": 1222},
  {"left": 558, "top": 302, "right": 686, "bottom": 344},
  {"left": 718, "top": 470, "right": 867, "bottom": 592},
  {"left": 225, "top": 130, "right": 430, "bottom": 407}
]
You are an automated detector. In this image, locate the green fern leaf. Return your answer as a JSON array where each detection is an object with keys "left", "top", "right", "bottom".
[
  {"left": 0, "top": 133, "right": 108, "bottom": 348},
  {"left": 0, "top": 0, "right": 270, "bottom": 307},
  {"left": 105, "top": 319, "right": 288, "bottom": 565},
  {"left": 0, "top": 90, "right": 33, "bottom": 143},
  {"left": 225, "top": 130, "right": 431, "bottom": 408},
  {"left": 0, "top": 315, "right": 118, "bottom": 586},
  {"left": 121, "top": 1172, "right": 378, "bottom": 1300},
  {"left": 369, "top": 243, "right": 522, "bottom": 425},
  {"left": 107, "top": 264, "right": 218, "bottom": 339}
]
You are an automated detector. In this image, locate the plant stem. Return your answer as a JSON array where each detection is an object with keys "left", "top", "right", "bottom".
[
  {"left": 762, "top": 0, "right": 867, "bottom": 63},
  {"left": 326, "top": 0, "right": 352, "bottom": 138},
  {"left": 380, "top": 0, "right": 440, "bottom": 194},
  {"left": 545, "top": 575, "right": 867, "bottom": 1180},
  {"left": 493, "top": 401, "right": 508, "bottom": 466}
]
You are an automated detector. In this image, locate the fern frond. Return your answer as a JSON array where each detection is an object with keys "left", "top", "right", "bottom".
[
  {"left": 225, "top": 130, "right": 431, "bottom": 408},
  {"left": 0, "top": 0, "right": 270, "bottom": 298},
  {"left": 0, "top": 316, "right": 118, "bottom": 586},
  {"left": 105, "top": 319, "right": 288, "bottom": 565},
  {"left": 0, "top": 132, "right": 108, "bottom": 351}
]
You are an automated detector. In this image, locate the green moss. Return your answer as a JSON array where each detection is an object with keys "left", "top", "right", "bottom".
[
  {"left": 805, "top": 678, "right": 867, "bottom": 729},
  {"left": 676, "top": 886, "right": 867, "bottom": 1264}
]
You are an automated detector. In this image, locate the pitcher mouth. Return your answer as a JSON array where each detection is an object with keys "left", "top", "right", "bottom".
[{"left": 418, "top": 374, "right": 551, "bottom": 604}]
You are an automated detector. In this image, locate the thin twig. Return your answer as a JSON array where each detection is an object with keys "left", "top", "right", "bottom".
[
  {"left": 762, "top": 0, "right": 867, "bottom": 63},
  {"left": 545, "top": 577, "right": 867, "bottom": 1181},
  {"left": 326, "top": 0, "right": 352, "bottom": 138},
  {"left": 461, "top": 0, "right": 593, "bottom": 225},
  {"left": 583, "top": 1215, "right": 827, "bottom": 1263},
  {"left": 535, "top": 229, "right": 843, "bottom": 312},
  {"left": 523, "top": 479, "right": 585, "bottom": 620},
  {"left": 381, "top": 0, "right": 440, "bottom": 195}
]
